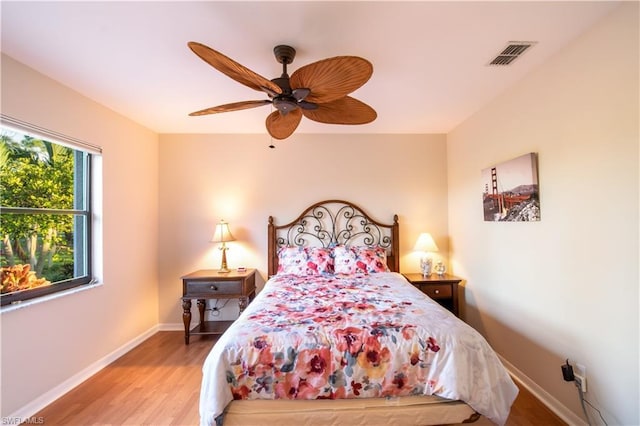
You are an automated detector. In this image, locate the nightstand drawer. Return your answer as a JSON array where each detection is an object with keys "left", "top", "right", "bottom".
[
  {"left": 421, "top": 284, "right": 452, "bottom": 299},
  {"left": 185, "top": 280, "right": 241, "bottom": 297}
]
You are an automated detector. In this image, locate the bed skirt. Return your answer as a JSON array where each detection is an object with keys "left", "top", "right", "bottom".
[{"left": 218, "top": 395, "right": 493, "bottom": 426}]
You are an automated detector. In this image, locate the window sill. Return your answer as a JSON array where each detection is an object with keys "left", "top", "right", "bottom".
[{"left": 1, "top": 281, "right": 103, "bottom": 314}]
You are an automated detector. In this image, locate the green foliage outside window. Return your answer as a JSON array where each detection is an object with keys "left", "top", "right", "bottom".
[{"left": 1, "top": 131, "right": 77, "bottom": 290}]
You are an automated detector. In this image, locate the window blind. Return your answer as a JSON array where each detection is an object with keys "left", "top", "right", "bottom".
[{"left": 1, "top": 114, "right": 102, "bottom": 155}]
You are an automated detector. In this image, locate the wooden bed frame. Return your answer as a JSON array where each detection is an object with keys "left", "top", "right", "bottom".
[{"left": 267, "top": 199, "right": 400, "bottom": 276}]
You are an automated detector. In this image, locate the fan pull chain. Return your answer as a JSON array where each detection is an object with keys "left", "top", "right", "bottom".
[{"left": 268, "top": 105, "right": 276, "bottom": 149}]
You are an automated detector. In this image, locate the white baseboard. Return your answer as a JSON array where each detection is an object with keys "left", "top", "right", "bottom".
[
  {"left": 498, "top": 354, "right": 587, "bottom": 426},
  {"left": 158, "top": 322, "right": 183, "bottom": 331},
  {"left": 8, "top": 324, "right": 160, "bottom": 421}
]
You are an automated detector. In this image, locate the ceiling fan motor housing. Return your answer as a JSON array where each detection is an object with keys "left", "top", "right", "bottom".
[
  {"left": 273, "top": 97, "right": 298, "bottom": 115},
  {"left": 272, "top": 45, "right": 302, "bottom": 115}
]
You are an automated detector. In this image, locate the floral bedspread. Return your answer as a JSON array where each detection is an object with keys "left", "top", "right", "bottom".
[{"left": 199, "top": 272, "right": 518, "bottom": 425}]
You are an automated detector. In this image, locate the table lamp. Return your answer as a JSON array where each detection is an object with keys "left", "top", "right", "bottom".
[
  {"left": 414, "top": 232, "right": 439, "bottom": 276},
  {"left": 211, "top": 220, "right": 235, "bottom": 273}
]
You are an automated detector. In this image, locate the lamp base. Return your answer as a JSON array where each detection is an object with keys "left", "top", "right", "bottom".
[
  {"left": 420, "top": 257, "right": 433, "bottom": 277},
  {"left": 218, "top": 246, "right": 230, "bottom": 273}
]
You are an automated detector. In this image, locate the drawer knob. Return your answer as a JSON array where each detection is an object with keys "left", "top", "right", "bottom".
[
  {"left": 210, "top": 285, "right": 218, "bottom": 291},
  {"left": 434, "top": 290, "right": 440, "bottom": 294}
]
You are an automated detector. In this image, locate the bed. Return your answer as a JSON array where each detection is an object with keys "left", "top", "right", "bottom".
[{"left": 199, "top": 200, "right": 518, "bottom": 426}]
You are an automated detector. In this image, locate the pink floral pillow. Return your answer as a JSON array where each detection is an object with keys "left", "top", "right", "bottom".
[
  {"left": 306, "top": 247, "right": 334, "bottom": 275},
  {"left": 354, "top": 246, "right": 390, "bottom": 273},
  {"left": 333, "top": 245, "right": 368, "bottom": 274},
  {"left": 276, "top": 246, "right": 308, "bottom": 275}
]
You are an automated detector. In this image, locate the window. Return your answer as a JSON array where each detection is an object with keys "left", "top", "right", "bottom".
[{"left": 0, "top": 119, "right": 100, "bottom": 307}]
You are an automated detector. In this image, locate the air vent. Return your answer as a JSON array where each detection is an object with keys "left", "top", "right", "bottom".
[{"left": 488, "top": 41, "right": 536, "bottom": 66}]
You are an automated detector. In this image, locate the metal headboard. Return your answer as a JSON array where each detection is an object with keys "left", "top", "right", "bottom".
[{"left": 268, "top": 199, "right": 399, "bottom": 275}]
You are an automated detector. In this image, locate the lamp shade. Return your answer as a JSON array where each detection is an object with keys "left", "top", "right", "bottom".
[
  {"left": 211, "top": 221, "right": 235, "bottom": 243},
  {"left": 413, "top": 233, "right": 439, "bottom": 253}
]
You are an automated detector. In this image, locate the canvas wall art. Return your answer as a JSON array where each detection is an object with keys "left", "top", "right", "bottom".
[{"left": 482, "top": 152, "right": 540, "bottom": 222}]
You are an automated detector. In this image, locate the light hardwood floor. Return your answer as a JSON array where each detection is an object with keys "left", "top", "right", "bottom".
[{"left": 33, "top": 331, "right": 566, "bottom": 425}]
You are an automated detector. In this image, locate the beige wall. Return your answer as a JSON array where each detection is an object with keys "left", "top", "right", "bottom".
[
  {"left": 157, "top": 133, "right": 450, "bottom": 323},
  {"left": 0, "top": 55, "right": 160, "bottom": 416},
  {"left": 447, "top": 3, "right": 638, "bottom": 424}
]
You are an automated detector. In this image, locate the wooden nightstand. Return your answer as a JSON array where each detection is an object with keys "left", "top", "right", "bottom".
[
  {"left": 181, "top": 269, "right": 256, "bottom": 344},
  {"left": 402, "top": 273, "right": 461, "bottom": 317}
]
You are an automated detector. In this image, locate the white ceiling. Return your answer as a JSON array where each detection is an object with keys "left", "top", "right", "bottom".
[{"left": 1, "top": 1, "right": 620, "bottom": 136}]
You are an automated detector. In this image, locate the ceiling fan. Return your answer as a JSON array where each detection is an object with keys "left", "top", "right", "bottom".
[{"left": 187, "top": 42, "right": 377, "bottom": 140}]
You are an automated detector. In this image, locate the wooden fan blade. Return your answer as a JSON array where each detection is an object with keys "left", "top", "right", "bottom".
[
  {"left": 290, "top": 56, "right": 373, "bottom": 103},
  {"left": 189, "top": 100, "right": 272, "bottom": 116},
  {"left": 301, "top": 96, "right": 377, "bottom": 125},
  {"left": 266, "top": 109, "right": 302, "bottom": 140},
  {"left": 188, "top": 42, "right": 282, "bottom": 95}
]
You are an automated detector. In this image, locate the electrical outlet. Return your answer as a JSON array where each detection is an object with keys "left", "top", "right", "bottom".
[
  {"left": 575, "top": 373, "right": 587, "bottom": 392},
  {"left": 575, "top": 363, "right": 587, "bottom": 392}
]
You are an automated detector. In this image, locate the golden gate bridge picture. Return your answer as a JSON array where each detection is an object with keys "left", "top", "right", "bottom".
[{"left": 482, "top": 152, "right": 540, "bottom": 222}]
